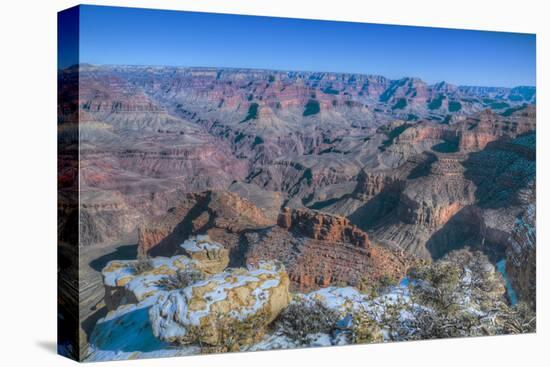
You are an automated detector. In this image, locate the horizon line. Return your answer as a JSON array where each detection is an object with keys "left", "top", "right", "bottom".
[{"left": 61, "top": 62, "right": 537, "bottom": 89}]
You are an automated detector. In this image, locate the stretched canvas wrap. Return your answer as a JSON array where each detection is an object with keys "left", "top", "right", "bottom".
[{"left": 57, "top": 5, "right": 537, "bottom": 362}]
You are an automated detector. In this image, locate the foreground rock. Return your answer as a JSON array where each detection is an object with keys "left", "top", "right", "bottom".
[
  {"left": 149, "top": 262, "right": 290, "bottom": 351},
  {"left": 87, "top": 296, "right": 200, "bottom": 361},
  {"left": 87, "top": 249, "right": 532, "bottom": 362},
  {"left": 179, "top": 235, "right": 230, "bottom": 274},
  {"left": 102, "top": 235, "right": 229, "bottom": 310},
  {"left": 102, "top": 255, "right": 201, "bottom": 310}
]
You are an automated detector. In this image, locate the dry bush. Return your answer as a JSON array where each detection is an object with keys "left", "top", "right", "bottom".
[
  {"left": 156, "top": 270, "right": 205, "bottom": 290},
  {"left": 132, "top": 258, "right": 154, "bottom": 274},
  {"left": 350, "top": 307, "right": 383, "bottom": 344},
  {"left": 274, "top": 299, "right": 339, "bottom": 342}
]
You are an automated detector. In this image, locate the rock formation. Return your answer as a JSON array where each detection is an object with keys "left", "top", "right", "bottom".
[
  {"left": 137, "top": 191, "right": 273, "bottom": 260},
  {"left": 101, "top": 255, "right": 202, "bottom": 311},
  {"left": 179, "top": 235, "right": 229, "bottom": 274},
  {"left": 149, "top": 262, "right": 290, "bottom": 349},
  {"left": 277, "top": 208, "right": 370, "bottom": 249},
  {"left": 248, "top": 208, "right": 413, "bottom": 291}
]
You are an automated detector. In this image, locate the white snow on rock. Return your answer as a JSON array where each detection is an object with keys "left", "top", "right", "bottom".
[
  {"left": 179, "top": 234, "right": 230, "bottom": 274},
  {"left": 149, "top": 261, "right": 290, "bottom": 346},
  {"left": 180, "top": 234, "right": 224, "bottom": 253},
  {"left": 102, "top": 255, "right": 200, "bottom": 303}
]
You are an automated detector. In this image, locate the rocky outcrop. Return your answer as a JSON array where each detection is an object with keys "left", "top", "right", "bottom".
[
  {"left": 249, "top": 208, "right": 412, "bottom": 291},
  {"left": 277, "top": 208, "right": 371, "bottom": 250},
  {"left": 149, "top": 262, "right": 290, "bottom": 349},
  {"left": 398, "top": 153, "right": 475, "bottom": 229},
  {"left": 179, "top": 235, "right": 229, "bottom": 274},
  {"left": 101, "top": 255, "right": 202, "bottom": 310},
  {"left": 137, "top": 191, "right": 274, "bottom": 259},
  {"left": 457, "top": 108, "right": 536, "bottom": 151},
  {"left": 353, "top": 169, "right": 404, "bottom": 200}
]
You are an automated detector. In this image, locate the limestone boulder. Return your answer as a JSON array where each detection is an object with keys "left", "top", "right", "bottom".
[
  {"left": 101, "top": 255, "right": 201, "bottom": 310},
  {"left": 179, "top": 235, "right": 229, "bottom": 274},
  {"left": 149, "top": 262, "right": 290, "bottom": 349}
]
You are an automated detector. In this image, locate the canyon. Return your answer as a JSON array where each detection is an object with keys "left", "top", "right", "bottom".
[{"left": 59, "top": 64, "right": 536, "bottom": 357}]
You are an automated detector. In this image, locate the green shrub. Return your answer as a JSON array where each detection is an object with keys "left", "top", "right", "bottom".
[
  {"left": 303, "top": 99, "right": 320, "bottom": 116},
  {"left": 392, "top": 98, "right": 407, "bottom": 110}
]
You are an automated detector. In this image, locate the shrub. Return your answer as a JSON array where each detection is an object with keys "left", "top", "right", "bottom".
[
  {"left": 357, "top": 274, "right": 398, "bottom": 298},
  {"left": 496, "top": 302, "right": 536, "bottom": 334},
  {"left": 133, "top": 258, "right": 154, "bottom": 274},
  {"left": 274, "top": 299, "right": 339, "bottom": 342},
  {"left": 350, "top": 307, "right": 383, "bottom": 344},
  {"left": 156, "top": 270, "right": 205, "bottom": 291},
  {"left": 408, "top": 261, "right": 462, "bottom": 315},
  {"left": 303, "top": 99, "right": 320, "bottom": 116},
  {"left": 200, "top": 309, "right": 270, "bottom": 353}
]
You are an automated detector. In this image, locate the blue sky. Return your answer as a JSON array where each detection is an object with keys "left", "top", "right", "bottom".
[{"left": 66, "top": 5, "right": 535, "bottom": 87}]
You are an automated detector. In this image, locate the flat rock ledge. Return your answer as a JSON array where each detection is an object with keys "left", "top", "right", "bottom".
[{"left": 101, "top": 235, "right": 230, "bottom": 310}]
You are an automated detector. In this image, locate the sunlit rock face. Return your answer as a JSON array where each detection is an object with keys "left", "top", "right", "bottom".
[
  {"left": 149, "top": 262, "right": 290, "bottom": 349},
  {"left": 179, "top": 235, "right": 230, "bottom": 274}
]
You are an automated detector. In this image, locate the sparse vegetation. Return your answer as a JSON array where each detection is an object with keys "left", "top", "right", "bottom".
[
  {"left": 156, "top": 270, "right": 205, "bottom": 290},
  {"left": 358, "top": 274, "right": 398, "bottom": 298},
  {"left": 133, "top": 258, "right": 154, "bottom": 274},
  {"left": 241, "top": 102, "right": 259, "bottom": 123},
  {"left": 448, "top": 101, "right": 462, "bottom": 112},
  {"left": 303, "top": 99, "right": 320, "bottom": 116},
  {"left": 350, "top": 307, "right": 383, "bottom": 344},
  {"left": 275, "top": 299, "right": 339, "bottom": 342},
  {"left": 200, "top": 309, "right": 271, "bottom": 353}
]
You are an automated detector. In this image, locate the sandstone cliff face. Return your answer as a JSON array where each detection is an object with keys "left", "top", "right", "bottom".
[
  {"left": 277, "top": 208, "right": 371, "bottom": 250},
  {"left": 357, "top": 129, "right": 534, "bottom": 261},
  {"left": 398, "top": 153, "right": 475, "bottom": 228},
  {"left": 248, "top": 208, "right": 412, "bottom": 291}
]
